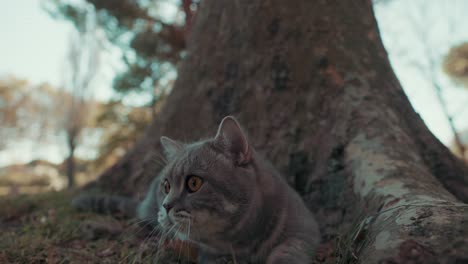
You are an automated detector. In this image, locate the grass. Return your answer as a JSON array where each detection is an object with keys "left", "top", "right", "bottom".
[
  {"left": 0, "top": 191, "right": 197, "bottom": 263},
  {"left": 0, "top": 191, "right": 336, "bottom": 263}
]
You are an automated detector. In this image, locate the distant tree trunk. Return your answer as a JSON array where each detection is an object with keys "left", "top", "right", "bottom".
[
  {"left": 66, "top": 135, "right": 76, "bottom": 189},
  {"left": 91, "top": 0, "right": 468, "bottom": 262}
]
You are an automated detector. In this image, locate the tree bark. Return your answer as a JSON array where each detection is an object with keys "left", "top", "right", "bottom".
[{"left": 91, "top": 0, "right": 468, "bottom": 262}]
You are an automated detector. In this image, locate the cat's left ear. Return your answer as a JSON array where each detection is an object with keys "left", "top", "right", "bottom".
[
  {"left": 214, "top": 116, "right": 251, "bottom": 165},
  {"left": 160, "top": 136, "right": 183, "bottom": 160}
]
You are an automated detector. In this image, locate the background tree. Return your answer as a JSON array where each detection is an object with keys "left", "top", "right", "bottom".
[
  {"left": 44, "top": 0, "right": 196, "bottom": 113},
  {"left": 0, "top": 77, "right": 34, "bottom": 150},
  {"left": 0, "top": 76, "right": 103, "bottom": 189},
  {"left": 444, "top": 42, "right": 468, "bottom": 89},
  {"left": 61, "top": 17, "right": 101, "bottom": 188},
  {"left": 443, "top": 43, "right": 468, "bottom": 161},
  {"left": 0, "top": 78, "right": 61, "bottom": 151},
  {"left": 89, "top": 99, "right": 160, "bottom": 175},
  {"left": 42, "top": 0, "right": 192, "bottom": 166}
]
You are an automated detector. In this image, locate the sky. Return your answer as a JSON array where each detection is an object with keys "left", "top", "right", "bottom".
[
  {"left": 374, "top": 0, "right": 468, "bottom": 150},
  {"left": 0, "top": 0, "right": 467, "bottom": 166},
  {"left": 0, "top": 0, "right": 68, "bottom": 84},
  {"left": 0, "top": 0, "right": 116, "bottom": 165},
  {"left": 0, "top": 0, "right": 68, "bottom": 165},
  {"left": 0, "top": 0, "right": 117, "bottom": 100}
]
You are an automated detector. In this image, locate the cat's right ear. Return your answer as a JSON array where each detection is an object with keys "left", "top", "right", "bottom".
[
  {"left": 160, "top": 136, "right": 183, "bottom": 160},
  {"left": 214, "top": 116, "right": 251, "bottom": 165}
]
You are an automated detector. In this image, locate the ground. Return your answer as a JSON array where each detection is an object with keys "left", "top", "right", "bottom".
[
  {"left": 0, "top": 191, "right": 197, "bottom": 264},
  {"left": 0, "top": 191, "right": 342, "bottom": 263}
]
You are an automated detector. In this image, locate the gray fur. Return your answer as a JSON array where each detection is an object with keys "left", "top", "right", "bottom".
[
  {"left": 72, "top": 194, "right": 138, "bottom": 218},
  {"left": 138, "top": 116, "right": 320, "bottom": 263}
]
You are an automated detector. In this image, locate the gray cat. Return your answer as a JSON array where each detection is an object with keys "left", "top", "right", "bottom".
[
  {"left": 73, "top": 116, "right": 320, "bottom": 263},
  {"left": 138, "top": 116, "right": 320, "bottom": 263}
]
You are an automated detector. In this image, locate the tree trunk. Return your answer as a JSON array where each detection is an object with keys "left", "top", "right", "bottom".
[
  {"left": 66, "top": 140, "right": 76, "bottom": 189},
  {"left": 91, "top": 0, "right": 468, "bottom": 262}
]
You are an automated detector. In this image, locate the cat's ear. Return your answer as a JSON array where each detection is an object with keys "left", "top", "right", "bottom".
[
  {"left": 214, "top": 116, "right": 251, "bottom": 165},
  {"left": 160, "top": 136, "right": 183, "bottom": 160}
]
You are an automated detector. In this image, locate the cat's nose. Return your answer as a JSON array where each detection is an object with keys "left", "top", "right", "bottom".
[{"left": 163, "top": 202, "right": 173, "bottom": 212}]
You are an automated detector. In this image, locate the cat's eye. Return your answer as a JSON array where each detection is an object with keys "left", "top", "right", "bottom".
[
  {"left": 163, "top": 179, "right": 170, "bottom": 194},
  {"left": 186, "top": 175, "right": 203, "bottom": 193}
]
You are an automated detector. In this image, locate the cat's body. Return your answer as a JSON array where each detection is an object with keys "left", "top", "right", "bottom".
[{"left": 74, "top": 116, "right": 320, "bottom": 263}]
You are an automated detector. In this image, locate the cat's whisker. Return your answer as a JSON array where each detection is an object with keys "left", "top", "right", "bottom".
[
  {"left": 141, "top": 225, "right": 160, "bottom": 260},
  {"left": 121, "top": 223, "right": 157, "bottom": 264},
  {"left": 144, "top": 225, "right": 159, "bottom": 245},
  {"left": 118, "top": 216, "right": 156, "bottom": 253},
  {"left": 121, "top": 216, "right": 153, "bottom": 237},
  {"left": 127, "top": 218, "right": 154, "bottom": 236},
  {"left": 175, "top": 223, "right": 184, "bottom": 263},
  {"left": 151, "top": 225, "right": 165, "bottom": 242},
  {"left": 155, "top": 223, "right": 177, "bottom": 261},
  {"left": 160, "top": 223, "right": 176, "bottom": 245},
  {"left": 186, "top": 219, "right": 191, "bottom": 264},
  {"left": 126, "top": 220, "right": 163, "bottom": 264},
  {"left": 230, "top": 244, "right": 238, "bottom": 264},
  {"left": 164, "top": 223, "right": 182, "bottom": 261},
  {"left": 155, "top": 227, "right": 168, "bottom": 254},
  {"left": 154, "top": 227, "right": 169, "bottom": 262},
  {"left": 130, "top": 216, "right": 155, "bottom": 226}
]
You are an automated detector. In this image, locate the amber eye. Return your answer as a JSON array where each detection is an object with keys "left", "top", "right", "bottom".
[
  {"left": 163, "top": 179, "right": 170, "bottom": 194},
  {"left": 186, "top": 175, "right": 203, "bottom": 193}
]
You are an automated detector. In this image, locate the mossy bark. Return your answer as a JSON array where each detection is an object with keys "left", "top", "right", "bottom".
[{"left": 92, "top": 0, "right": 468, "bottom": 262}]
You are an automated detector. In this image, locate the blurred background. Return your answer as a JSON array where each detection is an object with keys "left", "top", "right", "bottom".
[{"left": 0, "top": 0, "right": 467, "bottom": 196}]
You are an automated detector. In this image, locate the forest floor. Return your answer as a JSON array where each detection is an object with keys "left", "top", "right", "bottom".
[
  {"left": 0, "top": 191, "right": 197, "bottom": 264},
  {"left": 0, "top": 191, "right": 335, "bottom": 263}
]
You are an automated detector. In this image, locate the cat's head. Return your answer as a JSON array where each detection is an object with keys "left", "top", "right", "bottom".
[{"left": 156, "top": 116, "right": 256, "bottom": 244}]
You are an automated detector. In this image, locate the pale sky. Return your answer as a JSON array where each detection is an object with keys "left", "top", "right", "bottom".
[
  {"left": 0, "top": 0, "right": 71, "bottom": 86},
  {"left": 0, "top": 0, "right": 116, "bottom": 165},
  {"left": 0, "top": 0, "right": 467, "bottom": 166},
  {"left": 374, "top": 0, "right": 468, "bottom": 150}
]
